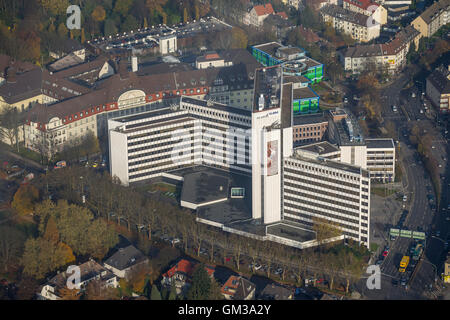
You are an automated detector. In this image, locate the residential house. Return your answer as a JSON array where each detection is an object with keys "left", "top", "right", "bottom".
[
  {"left": 38, "top": 259, "right": 118, "bottom": 300},
  {"left": 259, "top": 283, "right": 294, "bottom": 300},
  {"left": 338, "top": 25, "right": 421, "bottom": 74},
  {"left": 161, "top": 259, "right": 215, "bottom": 294},
  {"left": 221, "top": 275, "right": 256, "bottom": 300},
  {"left": 248, "top": 4, "right": 275, "bottom": 28},
  {"left": 426, "top": 65, "right": 450, "bottom": 113},
  {"left": 103, "top": 245, "right": 149, "bottom": 280},
  {"left": 343, "top": 0, "right": 388, "bottom": 25},
  {"left": 411, "top": 0, "right": 450, "bottom": 38},
  {"left": 320, "top": 4, "right": 381, "bottom": 42}
]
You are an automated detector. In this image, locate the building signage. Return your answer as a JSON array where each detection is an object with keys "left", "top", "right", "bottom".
[{"left": 267, "top": 140, "right": 278, "bottom": 176}]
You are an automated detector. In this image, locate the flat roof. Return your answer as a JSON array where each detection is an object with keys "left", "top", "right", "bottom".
[
  {"left": 293, "top": 112, "right": 327, "bottom": 126},
  {"left": 253, "top": 42, "right": 283, "bottom": 58},
  {"left": 366, "top": 138, "right": 395, "bottom": 149},
  {"left": 266, "top": 222, "right": 316, "bottom": 243},
  {"left": 292, "top": 86, "right": 319, "bottom": 100},
  {"left": 181, "top": 170, "right": 230, "bottom": 205},
  {"left": 281, "top": 83, "right": 292, "bottom": 129},
  {"left": 296, "top": 141, "right": 340, "bottom": 155},
  {"left": 291, "top": 153, "right": 365, "bottom": 175},
  {"left": 253, "top": 66, "right": 282, "bottom": 112}
]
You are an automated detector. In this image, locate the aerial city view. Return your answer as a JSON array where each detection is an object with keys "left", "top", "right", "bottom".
[{"left": 0, "top": 0, "right": 449, "bottom": 305}]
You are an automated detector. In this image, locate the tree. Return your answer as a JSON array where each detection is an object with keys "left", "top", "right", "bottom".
[
  {"left": 114, "top": 0, "right": 134, "bottom": 17},
  {"left": 39, "top": 0, "right": 69, "bottom": 16},
  {"left": 104, "top": 19, "right": 118, "bottom": 36},
  {"left": 183, "top": 7, "right": 188, "bottom": 23},
  {"left": 57, "top": 23, "right": 68, "bottom": 38},
  {"left": 11, "top": 184, "right": 39, "bottom": 216},
  {"left": 84, "top": 279, "right": 119, "bottom": 300},
  {"left": 43, "top": 216, "right": 59, "bottom": 243},
  {"left": 186, "top": 264, "right": 211, "bottom": 300},
  {"left": 22, "top": 238, "right": 75, "bottom": 279},
  {"left": 312, "top": 216, "right": 342, "bottom": 249},
  {"left": 145, "top": 0, "right": 168, "bottom": 19},
  {"left": 150, "top": 284, "right": 162, "bottom": 300},
  {"left": 86, "top": 219, "right": 119, "bottom": 260},
  {"left": 231, "top": 27, "right": 248, "bottom": 49},
  {"left": 0, "top": 226, "right": 26, "bottom": 272},
  {"left": 0, "top": 105, "right": 21, "bottom": 150},
  {"left": 122, "top": 15, "right": 139, "bottom": 32},
  {"left": 168, "top": 283, "right": 177, "bottom": 300},
  {"left": 58, "top": 287, "right": 81, "bottom": 300},
  {"left": 91, "top": 5, "right": 106, "bottom": 22}
]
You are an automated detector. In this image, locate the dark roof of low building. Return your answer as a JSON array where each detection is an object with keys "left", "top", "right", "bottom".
[
  {"left": 104, "top": 245, "right": 147, "bottom": 271},
  {"left": 0, "top": 68, "right": 90, "bottom": 105},
  {"left": 365, "top": 138, "right": 395, "bottom": 149},
  {"left": 293, "top": 86, "right": 319, "bottom": 100},
  {"left": 260, "top": 283, "right": 293, "bottom": 300},
  {"left": 320, "top": 4, "right": 370, "bottom": 27},
  {"left": 427, "top": 67, "right": 450, "bottom": 94},
  {"left": 418, "top": 0, "right": 450, "bottom": 24},
  {"left": 297, "top": 141, "right": 340, "bottom": 155},
  {"left": 181, "top": 169, "right": 230, "bottom": 205},
  {"left": 221, "top": 276, "right": 256, "bottom": 300},
  {"left": 293, "top": 112, "right": 327, "bottom": 126}
]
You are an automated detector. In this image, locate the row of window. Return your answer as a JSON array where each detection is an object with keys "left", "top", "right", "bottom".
[{"left": 284, "top": 164, "right": 361, "bottom": 185}]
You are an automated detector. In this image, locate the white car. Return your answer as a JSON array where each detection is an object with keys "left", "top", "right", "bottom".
[{"left": 403, "top": 195, "right": 407, "bottom": 202}]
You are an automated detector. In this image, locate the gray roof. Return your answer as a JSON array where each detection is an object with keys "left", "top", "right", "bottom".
[
  {"left": 293, "top": 112, "right": 327, "bottom": 126},
  {"left": 427, "top": 67, "right": 450, "bottom": 94},
  {"left": 418, "top": 0, "right": 450, "bottom": 24},
  {"left": 181, "top": 170, "right": 230, "bottom": 205},
  {"left": 365, "top": 138, "right": 395, "bottom": 149},
  {"left": 104, "top": 245, "right": 147, "bottom": 271},
  {"left": 297, "top": 141, "right": 340, "bottom": 155},
  {"left": 320, "top": 4, "right": 370, "bottom": 27},
  {"left": 260, "top": 283, "right": 293, "bottom": 300}
]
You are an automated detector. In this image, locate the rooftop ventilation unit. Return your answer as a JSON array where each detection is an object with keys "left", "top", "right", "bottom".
[{"left": 258, "top": 94, "right": 265, "bottom": 111}]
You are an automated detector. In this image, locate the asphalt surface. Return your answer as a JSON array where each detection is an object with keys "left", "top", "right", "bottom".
[{"left": 348, "top": 67, "right": 449, "bottom": 299}]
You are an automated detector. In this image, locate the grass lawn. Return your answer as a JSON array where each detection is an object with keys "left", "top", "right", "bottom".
[
  {"left": 371, "top": 187, "right": 397, "bottom": 197},
  {"left": 137, "top": 182, "right": 177, "bottom": 194}
]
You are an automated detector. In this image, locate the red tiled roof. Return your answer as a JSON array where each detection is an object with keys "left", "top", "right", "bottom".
[
  {"left": 163, "top": 259, "right": 194, "bottom": 279},
  {"left": 297, "top": 26, "right": 321, "bottom": 43},
  {"left": 253, "top": 4, "right": 274, "bottom": 16},
  {"left": 343, "top": 0, "right": 378, "bottom": 11},
  {"left": 276, "top": 11, "right": 288, "bottom": 20},
  {"left": 205, "top": 53, "right": 220, "bottom": 60}
]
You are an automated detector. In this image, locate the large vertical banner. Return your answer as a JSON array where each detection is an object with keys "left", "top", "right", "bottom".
[{"left": 267, "top": 140, "right": 278, "bottom": 176}]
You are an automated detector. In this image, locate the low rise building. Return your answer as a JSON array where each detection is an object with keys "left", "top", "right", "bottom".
[
  {"left": 103, "top": 245, "right": 149, "bottom": 280},
  {"left": 221, "top": 276, "right": 256, "bottom": 300},
  {"left": 338, "top": 25, "right": 421, "bottom": 74},
  {"left": 343, "top": 0, "right": 388, "bottom": 25},
  {"left": 251, "top": 42, "right": 324, "bottom": 83},
  {"left": 245, "top": 3, "right": 275, "bottom": 28},
  {"left": 411, "top": 0, "right": 450, "bottom": 38},
  {"left": 365, "top": 138, "right": 396, "bottom": 182},
  {"left": 426, "top": 66, "right": 450, "bottom": 113},
  {"left": 161, "top": 259, "right": 215, "bottom": 294},
  {"left": 38, "top": 260, "right": 118, "bottom": 300},
  {"left": 292, "top": 113, "right": 329, "bottom": 145},
  {"left": 259, "top": 283, "right": 294, "bottom": 300},
  {"left": 320, "top": 4, "right": 381, "bottom": 42}
]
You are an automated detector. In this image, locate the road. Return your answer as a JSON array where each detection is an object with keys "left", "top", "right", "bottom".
[{"left": 351, "top": 67, "right": 450, "bottom": 299}]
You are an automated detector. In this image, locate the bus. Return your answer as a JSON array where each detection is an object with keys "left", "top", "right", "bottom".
[{"left": 399, "top": 256, "right": 410, "bottom": 273}]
